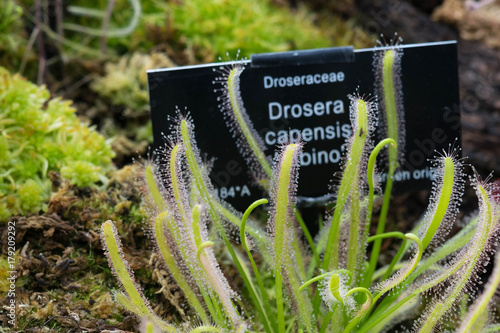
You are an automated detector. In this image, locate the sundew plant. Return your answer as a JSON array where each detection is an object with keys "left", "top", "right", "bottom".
[{"left": 101, "top": 43, "right": 500, "bottom": 332}]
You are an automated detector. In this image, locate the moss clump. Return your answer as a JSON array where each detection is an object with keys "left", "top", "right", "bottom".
[
  {"left": 0, "top": 66, "right": 115, "bottom": 222},
  {"left": 91, "top": 52, "right": 175, "bottom": 114},
  {"left": 90, "top": 52, "right": 175, "bottom": 149}
]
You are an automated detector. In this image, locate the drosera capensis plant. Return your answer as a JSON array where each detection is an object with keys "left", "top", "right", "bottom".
[
  {"left": 321, "top": 95, "right": 377, "bottom": 275},
  {"left": 268, "top": 142, "right": 316, "bottom": 333},
  {"left": 363, "top": 37, "right": 406, "bottom": 288},
  {"left": 457, "top": 244, "right": 500, "bottom": 333},
  {"left": 101, "top": 43, "right": 500, "bottom": 332},
  {"left": 417, "top": 149, "right": 466, "bottom": 252},
  {"left": 213, "top": 58, "right": 320, "bottom": 279},
  {"left": 414, "top": 171, "right": 499, "bottom": 333},
  {"left": 213, "top": 61, "right": 273, "bottom": 190},
  {"left": 101, "top": 220, "right": 176, "bottom": 332}
]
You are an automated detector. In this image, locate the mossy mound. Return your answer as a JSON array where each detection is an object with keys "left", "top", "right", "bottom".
[{"left": 0, "top": 165, "right": 179, "bottom": 332}]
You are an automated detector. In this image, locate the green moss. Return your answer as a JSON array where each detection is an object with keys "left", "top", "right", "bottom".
[
  {"left": 90, "top": 52, "right": 175, "bottom": 144},
  {"left": 0, "top": 1, "right": 30, "bottom": 72},
  {"left": 0, "top": 66, "right": 115, "bottom": 222},
  {"left": 60, "top": 160, "right": 102, "bottom": 188},
  {"left": 17, "top": 179, "right": 49, "bottom": 212},
  {"left": 91, "top": 52, "right": 174, "bottom": 114}
]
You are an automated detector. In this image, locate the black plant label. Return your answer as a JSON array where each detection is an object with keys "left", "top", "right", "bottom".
[{"left": 148, "top": 41, "right": 460, "bottom": 210}]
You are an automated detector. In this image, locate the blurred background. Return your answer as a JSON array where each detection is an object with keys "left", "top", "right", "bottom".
[{"left": 1, "top": 0, "right": 498, "bottom": 171}]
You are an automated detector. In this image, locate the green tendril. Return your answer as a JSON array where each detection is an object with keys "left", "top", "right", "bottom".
[
  {"left": 344, "top": 288, "right": 373, "bottom": 333},
  {"left": 345, "top": 287, "right": 373, "bottom": 304},
  {"left": 299, "top": 273, "right": 331, "bottom": 292},
  {"left": 363, "top": 139, "right": 397, "bottom": 284},
  {"left": 329, "top": 273, "right": 343, "bottom": 305},
  {"left": 197, "top": 241, "right": 215, "bottom": 259},
  {"left": 240, "top": 198, "right": 275, "bottom": 333},
  {"left": 373, "top": 233, "right": 422, "bottom": 303}
]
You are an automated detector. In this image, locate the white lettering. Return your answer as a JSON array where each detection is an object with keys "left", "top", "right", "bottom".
[
  {"left": 263, "top": 123, "right": 349, "bottom": 145},
  {"left": 299, "top": 148, "right": 343, "bottom": 166},
  {"left": 269, "top": 102, "right": 282, "bottom": 120},
  {"left": 268, "top": 100, "right": 344, "bottom": 120},
  {"left": 314, "top": 102, "right": 325, "bottom": 116},
  {"left": 334, "top": 100, "right": 344, "bottom": 114},
  {"left": 265, "top": 131, "right": 276, "bottom": 145},
  {"left": 314, "top": 74, "right": 321, "bottom": 84},
  {"left": 263, "top": 72, "right": 345, "bottom": 89},
  {"left": 291, "top": 104, "right": 302, "bottom": 118},
  {"left": 264, "top": 76, "right": 273, "bottom": 89}
]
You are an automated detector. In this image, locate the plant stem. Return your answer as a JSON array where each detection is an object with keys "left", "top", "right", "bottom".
[
  {"left": 241, "top": 199, "right": 275, "bottom": 333},
  {"left": 363, "top": 171, "right": 394, "bottom": 288},
  {"left": 295, "top": 210, "right": 320, "bottom": 270},
  {"left": 323, "top": 98, "right": 370, "bottom": 272},
  {"left": 319, "top": 308, "right": 335, "bottom": 333},
  {"left": 364, "top": 47, "right": 403, "bottom": 288}
]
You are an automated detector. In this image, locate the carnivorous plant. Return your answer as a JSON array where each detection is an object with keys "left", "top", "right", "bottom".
[{"left": 101, "top": 44, "right": 500, "bottom": 332}]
